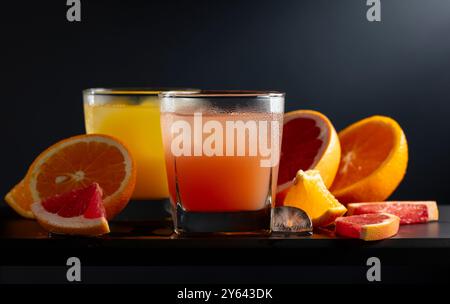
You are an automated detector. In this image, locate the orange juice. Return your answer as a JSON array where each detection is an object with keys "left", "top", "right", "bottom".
[
  {"left": 161, "top": 112, "right": 282, "bottom": 212},
  {"left": 84, "top": 97, "right": 168, "bottom": 199}
]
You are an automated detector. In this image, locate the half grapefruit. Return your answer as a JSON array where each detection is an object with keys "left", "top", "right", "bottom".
[{"left": 276, "top": 110, "right": 341, "bottom": 204}]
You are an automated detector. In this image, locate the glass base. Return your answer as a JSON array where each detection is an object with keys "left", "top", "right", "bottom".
[
  {"left": 174, "top": 204, "right": 271, "bottom": 235},
  {"left": 114, "top": 199, "right": 172, "bottom": 221}
]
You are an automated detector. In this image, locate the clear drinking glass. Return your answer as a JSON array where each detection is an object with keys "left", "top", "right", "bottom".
[
  {"left": 160, "top": 90, "right": 285, "bottom": 235},
  {"left": 83, "top": 88, "right": 198, "bottom": 203}
]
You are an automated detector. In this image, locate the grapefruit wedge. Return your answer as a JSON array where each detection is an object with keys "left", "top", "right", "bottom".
[
  {"left": 31, "top": 183, "right": 110, "bottom": 236},
  {"left": 277, "top": 110, "right": 341, "bottom": 204},
  {"left": 335, "top": 213, "right": 400, "bottom": 241},
  {"left": 347, "top": 201, "right": 438, "bottom": 225}
]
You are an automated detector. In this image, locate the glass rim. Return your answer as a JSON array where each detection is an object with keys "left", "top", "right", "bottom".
[
  {"left": 159, "top": 90, "right": 285, "bottom": 98},
  {"left": 83, "top": 87, "right": 199, "bottom": 96}
]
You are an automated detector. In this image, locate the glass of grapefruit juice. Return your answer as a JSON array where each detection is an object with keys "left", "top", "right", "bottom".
[
  {"left": 83, "top": 88, "right": 197, "bottom": 203},
  {"left": 160, "top": 90, "right": 285, "bottom": 235}
]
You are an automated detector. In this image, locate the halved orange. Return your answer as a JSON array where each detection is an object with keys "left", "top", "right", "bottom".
[
  {"left": 4, "top": 134, "right": 136, "bottom": 220},
  {"left": 330, "top": 116, "right": 408, "bottom": 203},
  {"left": 276, "top": 110, "right": 341, "bottom": 204}
]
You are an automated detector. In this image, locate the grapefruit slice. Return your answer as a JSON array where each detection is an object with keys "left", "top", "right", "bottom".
[
  {"left": 330, "top": 116, "right": 408, "bottom": 204},
  {"left": 277, "top": 110, "right": 341, "bottom": 204},
  {"left": 347, "top": 201, "right": 438, "bottom": 225},
  {"left": 335, "top": 213, "right": 400, "bottom": 241},
  {"left": 24, "top": 134, "right": 136, "bottom": 219},
  {"left": 31, "top": 183, "right": 110, "bottom": 236},
  {"left": 284, "top": 170, "right": 347, "bottom": 227}
]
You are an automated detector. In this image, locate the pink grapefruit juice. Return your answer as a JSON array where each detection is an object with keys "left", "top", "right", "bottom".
[{"left": 161, "top": 112, "right": 282, "bottom": 212}]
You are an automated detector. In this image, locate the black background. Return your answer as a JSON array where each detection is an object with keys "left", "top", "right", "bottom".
[{"left": 1, "top": 0, "right": 450, "bottom": 204}]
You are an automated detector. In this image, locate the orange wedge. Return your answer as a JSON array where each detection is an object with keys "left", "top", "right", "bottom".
[
  {"left": 4, "top": 179, "right": 34, "bottom": 218},
  {"left": 330, "top": 116, "right": 408, "bottom": 204},
  {"left": 5, "top": 134, "right": 136, "bottom": 220},
  {"left": 284, "top": 170, "right": 347, "bottom": 227},
  {"left": 276, "top": 110, "right": 341, "bottom": 204}
]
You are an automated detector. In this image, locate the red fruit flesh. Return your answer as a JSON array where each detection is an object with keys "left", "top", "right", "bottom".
[
  {"left": 277, "top": 117, "right": 323, "bottom": 186},
  {"left": 83, "top": 189, "right": 105, "bottom": 219},
  {"left": 41, "top": 183, "right": 105, "bottom": 219},
  {"left": 336, "top": 214, "right": 391, "bottom": 239},
  {"left": 347, "top": 202, "right": 438, "bottom": 224}
]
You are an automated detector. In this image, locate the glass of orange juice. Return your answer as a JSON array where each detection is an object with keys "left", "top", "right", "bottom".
[
  {"left": 83, "top": 88, "right": 198, "bottom": 206},
  {"left": 160, "top": 90, "right": 285, "bottom": 235}
]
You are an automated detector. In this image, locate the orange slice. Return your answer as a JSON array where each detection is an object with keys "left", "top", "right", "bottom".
[
  {"left": 335, "top": 213, "right": 400, "bottom": 241},
  {"left": 276, "top": 110, "right": 341, "bottom": 204},
  {"left": 284, "top": 170, "right": 347, "bottom": 227},
  {"left": 330, "top": 116, "right": 408, "bottom": 204},
  {"left": 24, "top": 134, "right": 136, "bottom": 219},
  {"left": 4, "top": 179, "right": 34, "bottom": 219}
]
